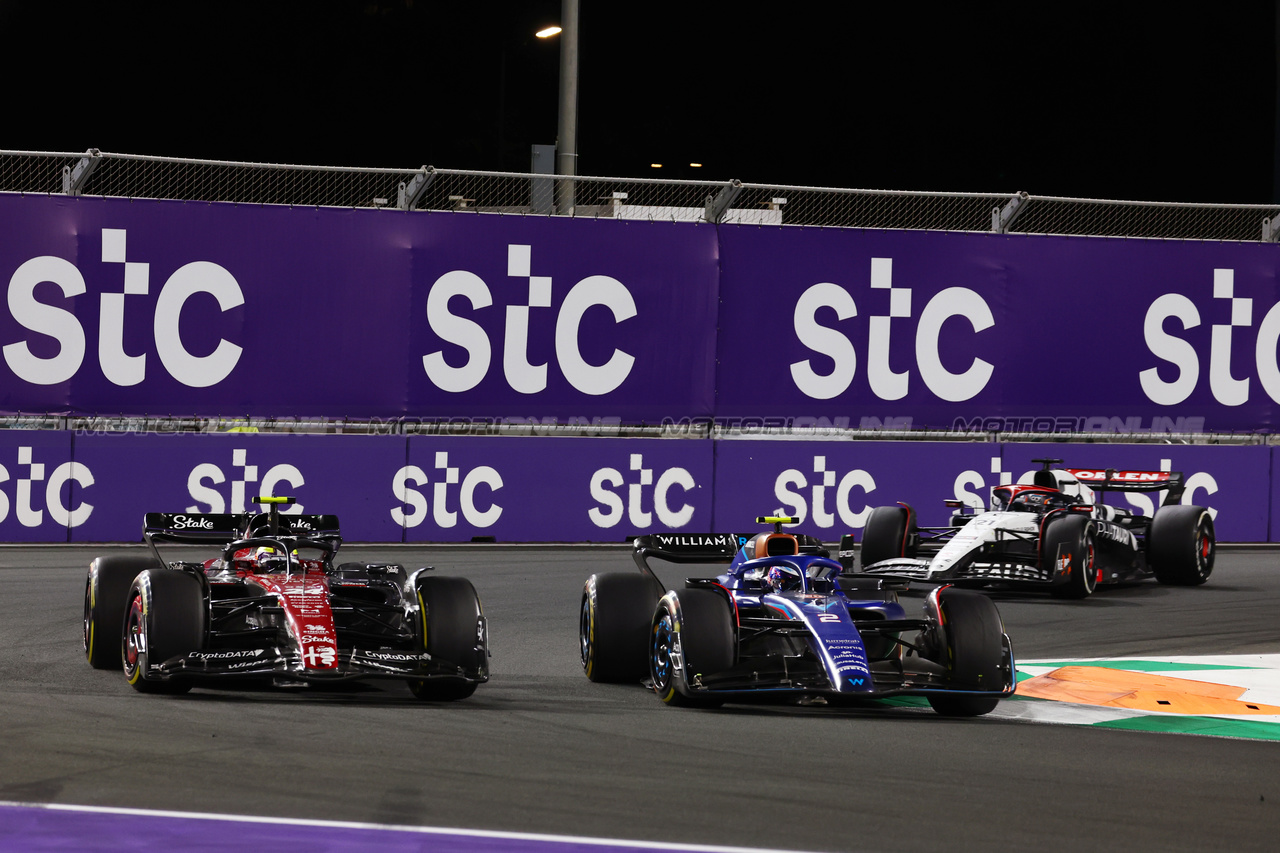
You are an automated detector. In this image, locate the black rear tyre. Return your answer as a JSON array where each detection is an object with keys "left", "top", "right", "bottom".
[
  {"left": 860, "top": 505, "right": 916, "bottom": 568},
  {"left": 580, "top": 572, "right": 663, "bottom": 683},
  {"left": 410, "top": 576, "right": 485, "bottom": 701},
  {"left": 1149, "top": 505, "right": 1215, "bottom": 586},
  {"left": 122, "top": 570, "right": 204, "bottom": 694},
  {"left": 650, "top": 589, "right": 733, "bottom": 708},
  {"left": 1043, "top": 513, "right": 1098, "bottom": 599},
  {"left": 926, "top": 589, "right": 1004, "bottom": 717},
  {"left": 84, "top": 556, "right": 161, "bottom": 670}
]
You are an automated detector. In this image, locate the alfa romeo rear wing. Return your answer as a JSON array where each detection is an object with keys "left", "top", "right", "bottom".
[{"left": 143, "top": 512, "right": 342, "bottom": 544}]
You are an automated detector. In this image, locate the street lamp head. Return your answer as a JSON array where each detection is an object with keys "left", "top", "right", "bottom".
[{"left": 536, "top": 26, "right": 562, "bottom": 38}]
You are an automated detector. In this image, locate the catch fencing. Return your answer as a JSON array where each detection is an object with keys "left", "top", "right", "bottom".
[{"left": 3, "top": 148, "right": 1280, "bottom": 242}]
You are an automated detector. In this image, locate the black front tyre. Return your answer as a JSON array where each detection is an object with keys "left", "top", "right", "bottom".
[
  {"left": 860, "top": 505, "right": 916, "bottom": 568},
  {"left": 1149, "top": 505, "right": 1215, "bottom": 586},
  {"left": 580, "top": 572, "right": 664, "bottom": 683},
  {"left": 85, "top": 556, "right": 161, "bottom": 670},
  {"left": 926, "top": 589, "right": 1005, "bottom": 717},
  {"left": 122, "top": 570, "right": 204, "bottom": 694},
  {"left": 650, "top": 589, "right": 733, "bottom": 708},
  {"left": 410, "top": 576, "right": 486, "bottom": 701},
  {"left": 1042, "top": 513, "right": 1098, "bottom": 599}
]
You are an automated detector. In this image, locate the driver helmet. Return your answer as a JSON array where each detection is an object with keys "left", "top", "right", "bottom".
[
  {"left": 252, "top": 546, "right": 290, "bottom": 572},
  {"left": 765, "top": 564, "right": 803, "bottom": 592}
]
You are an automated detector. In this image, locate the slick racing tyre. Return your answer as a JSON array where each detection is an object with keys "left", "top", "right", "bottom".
[
  {"left": 84, "top": 555, "right": 160, "bottom": 670},
  {"left": 122, "top": 570, "right": 204, "bottom": 694},
  {"left": 1042, "top": 513, "right": 1098, "bottom": 599},
  {"left": 1149, "top": 505, "right": 1215, "bottom": 586},
  {"left": 410, "top": 576, "right": 485, "bottom": 701},
  {"left": 860, "top": 505, "right": 917, "bottom": 568},
  {"left": 580, "top": 572, "right": 663, "bottom": 683},
  {"left": 650, "top": 589, "right": 733, "bottom": 708},
  {"left": 926, "top": 588, "right": 1004, "bottom": 717}
]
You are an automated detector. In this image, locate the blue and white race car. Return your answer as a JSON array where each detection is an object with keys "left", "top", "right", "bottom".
[
  {"left": 847, "top": 458, "right": 1215, "bottom": 599},
  {"left": 579, "top": 517, "right": 1015, "bottom": 716}
]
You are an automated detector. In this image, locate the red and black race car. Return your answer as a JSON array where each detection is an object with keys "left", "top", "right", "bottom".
[
  {"left": 83, "top": 497, "right": 488, "bottom": 699},
  {"left": 844, "top": 459, "right": 1215, "bottom": 599}
]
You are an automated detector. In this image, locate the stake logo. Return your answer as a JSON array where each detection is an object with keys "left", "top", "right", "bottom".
[
  {"left": 0, "top": 446, "right": 93, "bottom": 527},
  {"left": 392, "top": 452, "right": 503, "bottom": 529},
  {"left": 3, "top": 228, "right": 244, "bottom": 388},
  {"left": 187, "top": 449, "right": 304, "bottom": 513},
  {"left": 422, "top": 244, "right": 637, "bottom": 396},
  {"left": 588, "top": 453, "right": 697, "bottom": 529}
]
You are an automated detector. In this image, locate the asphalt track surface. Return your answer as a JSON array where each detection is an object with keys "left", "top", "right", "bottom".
[{"left": 2, "top": 544, "right": 1278, "bottom": 853}]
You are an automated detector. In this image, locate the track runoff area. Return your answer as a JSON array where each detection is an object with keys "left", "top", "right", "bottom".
[{"left": 3, "top": 655, "right": 1277, "bottom": 851}]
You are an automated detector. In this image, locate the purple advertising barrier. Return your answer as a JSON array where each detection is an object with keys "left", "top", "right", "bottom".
[
  {"left": 714, "top": 225, "right": 1280, "bottom": 433},
  {"left": 0, "top": 430, "right": 79, "bottom": 542},
  {"left": 711, "top": 439, "right": 1001, "bottom": 539},
  {"left": 0, "top": 428, "right": 1274, "bottom": 543},
  {"left": 1000, "top": 443, "right": 1271, "bottom": 543},
  {"left": 68, "top": 432, "right": 407, "bottom": 543},
  {"left": 0, "top": 195, "right": 719, "bottom": 421},
  {"left": 400, "top": 435, "right": 714, "bottom": 543},
  {"left": 405, "top": 214, "right": 720, "bottom": 422}
]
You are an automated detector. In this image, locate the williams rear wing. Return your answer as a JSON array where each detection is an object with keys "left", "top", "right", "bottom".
[{"left": 630, "top": 531, "right": 828, "bottom": 587}]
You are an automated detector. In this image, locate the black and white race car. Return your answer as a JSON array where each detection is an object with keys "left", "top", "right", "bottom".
[
  {"left": 844, "top": 459, "right": 1215, "bottom": 598},
  {"left": 83, "top": 497, "right": 488, "bottom": 699}
]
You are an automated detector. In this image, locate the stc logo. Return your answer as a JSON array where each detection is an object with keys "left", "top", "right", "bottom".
[
  {"left": 773, "top": 456, "right": 876, "bottom": 529},
  {"left": 423, "top": 244, "right": 636, "bottom": 396},
  {"left": 589, "top": 454, "right": 697, "bottom": 528},
  {"left": 4, "top": 229, "right": 243, "bottom": 388},
  {"left": 393, "top": 452, "right": 503, "bottom": 528},
  {"left": 0, "top": 446, "right": 93, "bottom": 527},
  {"left": 1142, "top": 269, "right": 1280, "bottom": 407},
  {"left": 790, "top": 258, "right": 994, "bottom": 402},
  {"left": 187, "top": 449, "right": 304, "bottom": 513}
]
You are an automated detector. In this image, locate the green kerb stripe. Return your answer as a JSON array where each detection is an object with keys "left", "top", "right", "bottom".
[
  {"left": 1094, "top": 715, "right": 1280, "bottom": 741},
  {"left": 1027, "top": 660, "right": 1262, "bottom": 673}
]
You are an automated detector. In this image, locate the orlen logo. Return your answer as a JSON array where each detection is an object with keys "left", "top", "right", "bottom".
[
  {"left": 773, "top": 456, "right": 876, "bottom": 529},
  {"left": 3, "top": 228, "right": 244, "bottom": 388},
  {"left": 423, "top": 244, "right": 635, "bottom": 396},
  {"left": 588, "top": 453, "right": 697, "bottom": 528},
  {"left": 187, "top": 449, "right": 304, "bottom": 513},
  {"left": 0, "top": 446, "right": 93, "bottom": 527},
  {"left": 1142, "top": 268, "right": 1280, "bottom": 407},
  {"left": 791, "top": 257, "right": 994, "bottom": 402},
  {"left": 392, "top": 452, "right": 503, "bottom": 529}
]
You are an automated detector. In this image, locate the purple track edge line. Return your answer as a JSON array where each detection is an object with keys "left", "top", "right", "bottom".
[{"left": 0, "top": 802, "right": 816, "bottom": 853}]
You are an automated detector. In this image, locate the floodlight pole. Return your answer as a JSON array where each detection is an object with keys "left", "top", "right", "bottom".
[{"left": 556, "top": 0, "right": 579, "bottom": 214}]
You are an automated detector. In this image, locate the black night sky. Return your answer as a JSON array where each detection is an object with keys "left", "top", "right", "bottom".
[{"left": 3, "top": 1, "right": 1277, "bottom": 203}]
